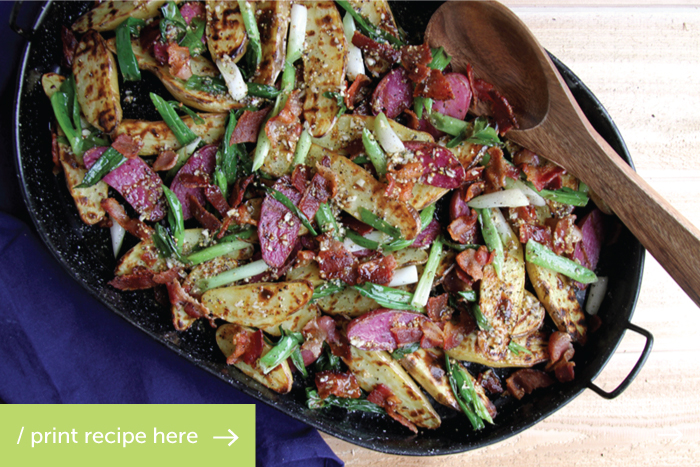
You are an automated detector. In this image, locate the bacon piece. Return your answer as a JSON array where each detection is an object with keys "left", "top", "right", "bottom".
[
  {"left": 414, "top": 68, "right": 454, "bottom": 100},
  {"left": 419, "top": 320, "right": 444, "bottom": 349},
  {"left": 465, "top": 181, "right": 485, "bottom": 202},
  {"left": 165, "top": 278, "right": 208, "bottom": 319},
  {"left": 230, "top": 107, "right": 271, "bottom": 144},
  {"left": 442, "top": 268, "right": 472, "bottom": 295},
  {"left": 170, "top": 144, "right": 217, "bottom": 219},
  {"left": 513, "top": 148, "right": 540, "bottom": 167},
  {"left": 227, "top": 174, "right": 255, "bottom": 209},
  {"left": 204, "top": 185, "right": 230, "bottom": 218},
  {"left": 444, "top": 309, "right": 478, "bottom": 351},
  {"left": 167, "top": 43, "right": 192, "bottom": 80},
  {"left": 357, "top": 254, "right": 397, "bottom": 286},
  {"left": 345, "top": 74, "right": 373, "bottom": 110},
  {"left": 301, "top": 316, "right": 340, "bottom": 366},
  {"left": 427, "top": 294, "right": 450, "bottom": 323},
  {"left": 61, "top": 25, "right": 78, "bottom": 68},
  {"left": 385, "top": 162, "right": 423, "bottom": 202},
  {"left": 111, "top": 134, "right": 143, "bottom": 159},
  {"left": 315, "top": 371, "right": 362, "bottom": 399},
  {"left": 484, "top": 146, "right": 520, "bottom": 192},
  {"left": 506, "top": 369, "right": 555, "bottom": 400},
  {"left": 519, "top": 223, "right": 553, "bottom": 248},
  {"left": 478, "top": 370, "right": 503, "bottom": 395},
  {"left": 316, "top": 160, "right": 339, "bottom": 197},
  {"left": 298, "top": 173, "right": 332, "bottom": 221},
  {"left": 291, "top": 165, "right": 311, "bottom": 194},
  {"left": 154, "top": 41, "right": 169, "bottom": 66},
  {"left": 548, "top": 331, "right": 573, "bottom": 362},
  {"left": 109, "top": 267, "right": 180, "bottom": 291},
  {"left": 179, "top": 173, "right": 210, "bottom": 188},
  {"left": 266, "top": 90, "right": 303, "bottom": 149},
  {"left": 456, "top": 245, "right": 494, "bottom": 282},
  {"left": 100, "top": 198, "right": 153, "bottom": 241},
  {"left": 448, "top": 208, "right": 479, "bottom": 245},
  {"left": 400, "top": 43, "right": 432, "bottom": 82},
  {"left": 367, "top": 384, "right": 418, "bottom": 434},
  {"left": 468, "top": 64, "right": 519, "bottom": 135},
  {"left": 352, "top": 31, "right": 400, "bottom": 73},
  {"left": 341, "top": 214, "right": 373, "bottom": 236},
  {"left": 317, "top": 237, "right": 357, "bottom": 285},
  {"left": 450, "top": 187, "right": 471, "bottom": 221},
  {"left": 188, "top": 194, "right": 223, "bottom": 232},
  {"left": 411, "top": 219, "right": 441, "bottom": 249},
  {"left": 521, "top": 161, "right": 566, "bottom": 192},
  {"left": 153, "top": 150, "right": 179, "bottom": 171},
  {"left": 51, "top": 130, "right": 61, "bottom": 174},
  {"left": 552, "top": 214, "right": 578, "bottom": 256},
  {"left": 225, "top": 325, "right": 264, "bottom": 366},
  {"left": 180, "top": 2, "right": 206, "bottom": 25},
  {"left": 546, "top": 331, "right": 576, "bottom": 383}
]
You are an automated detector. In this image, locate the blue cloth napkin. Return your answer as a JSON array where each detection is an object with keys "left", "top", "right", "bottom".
[{"left": 0, "top": 3, "right": 342, "bottom": 466}]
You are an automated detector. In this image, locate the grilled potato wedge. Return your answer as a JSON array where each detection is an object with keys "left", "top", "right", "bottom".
[
  {"left": 202, "top": 281, "right": 314, "bottom": 328},
  {"left": 252, "top": 1, "right": 291, "bottom": 85},
  {"left": 511, "top": 290, "right": 546, "bottom": 338},
  {"left": 113, "top": 114, "right": 227, "bottom": 156},
  {"left": 41, "top": 72, "right": 65, "bottom": 98},
  {"left": 302, "top": 1, "right": 346, "bottom": 137},
  {"left": 205, "top": 0, "right": 247, "bottom": 64},
  {"left": 344, "top": 346, "right": 441, "bottom": 429},
  {"left": 216, "top": 324, "right": 293, "bottom": 394},
  {"left": 262, "top": 303, "right": 320, "bottom": 337},
  {"left": 73, "top": 30, "right": 122, "bottom": 133},
  {"left": 317, "top": 287, "right": 380, "bottom": 318},
  {"left": 345, "top": 0, "right": 400, "bottom": 77},
  {"left": 115, "top": 229, "right": 206, "bottom": 276},
  {"left": 285, "top": 262, "right": 324, "bottom": 286},
  {"left": 305, "top": 151, "right": 421, "bottom": 240},
  {"left": 56, "top": 140, "right": 108, "bottom": 225},
  {"left": 107, "top": 38, "right": 241, "bottom": 113},
  {"left": 400, "top": 348, "right": 459, "bottom": 411},
  {"left": 446, "top": 331, "right": 549, "bottom": 368},
  {"left": 72, "top": 0, "right": 171, "bottom": 33},
  {"left": 392, "top": 248, "right": 429, "bottom": 267}
]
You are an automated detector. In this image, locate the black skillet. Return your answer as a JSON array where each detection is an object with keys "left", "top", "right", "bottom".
[{"left": 11, "top": 1, "right": 653, "bottom": 456}]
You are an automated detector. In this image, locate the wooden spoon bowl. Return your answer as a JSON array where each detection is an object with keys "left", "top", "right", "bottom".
[{"left": 427, "top": 1, "right": 700, "bottom": 307}]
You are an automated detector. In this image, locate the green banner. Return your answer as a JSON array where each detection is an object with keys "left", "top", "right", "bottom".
[{"left": 0, "top": 404, "right": 255, "bottom": 466}]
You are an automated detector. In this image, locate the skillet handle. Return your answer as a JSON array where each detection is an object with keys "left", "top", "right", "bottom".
[
  {"left": 587, "top": 323, "right": 653, "bottom": 400},
  {"left": 10, "top": 1, "right": 34, "bottom": 41}
]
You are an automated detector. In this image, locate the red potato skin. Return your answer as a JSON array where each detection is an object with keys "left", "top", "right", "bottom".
[
  {"left": 258, "top": 177, "right": 303, "bottom": 269},
  {"left": 418, "top": 72, "right": 473, "bottom": 138},
  {"left": 371, "top": 67, "right": 413, "bottom": 119},
  {"left": 170, "top": 144, "right": 217, "bottom": 220},
  {"left": 403, "top": 141, "right": 466, "bottom": 189},
  {"left": 346, "top": 308, "right": 427, "bottom": 351},
  {"left": 571, "top": 208, "right": 605, "bottom": 288}
]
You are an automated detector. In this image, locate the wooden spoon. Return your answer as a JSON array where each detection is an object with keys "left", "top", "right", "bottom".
[{"left": 427, "top": 1, "right": 700, "bottom": 307}]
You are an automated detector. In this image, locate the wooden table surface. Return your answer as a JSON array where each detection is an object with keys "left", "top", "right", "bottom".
[{"left": 323, "top": 2, "right": 700, "bottom": 465}]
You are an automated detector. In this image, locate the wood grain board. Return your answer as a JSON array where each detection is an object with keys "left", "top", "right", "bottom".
[{"left": 323, "top": 2, "right": 700, "bottom": 465}]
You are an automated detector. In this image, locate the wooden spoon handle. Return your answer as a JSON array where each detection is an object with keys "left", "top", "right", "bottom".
[{"left": 519, "top": 126, "right": 700, "bottom": 307}]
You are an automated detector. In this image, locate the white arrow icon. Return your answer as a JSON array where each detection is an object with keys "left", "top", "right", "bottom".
[{"left": 213, "top": 429, "right": 239, "bottom": 446}]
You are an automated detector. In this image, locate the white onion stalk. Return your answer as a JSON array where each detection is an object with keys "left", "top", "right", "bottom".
[
  {"left": 287, "top": 4, "right": 307, "bottom": 63},
  {"left": 216, "top": 57, "right": 247, "bottom": 101},
  {"left": 110, "top": 216, "right": 126, "bottom": 258},
  {"left": 505, "top": 178, "right": 546, "bottom": 206},
  {"left": 343, "top": 13, "right": 364, "bottom": 81},
  {"left": 387, "top": 265, "right": 419, "bottom": 287},
  {"left": 467, "top": 188, "right": 530, "bottom": 209},
  {"left": 488, "top": 206, "right": 517, "bottom": 245},
  {"left": 197, "top": 259, "right": 270, "bottom": 292},
  {"left": 375, "top": 113, "right": 405, "bottom": 154},
  {"left": 585, "top": 276, "right": 608, "bottom": 315},
  {"left": 343, "top": 230, "right": 387, "bottom": 252}
]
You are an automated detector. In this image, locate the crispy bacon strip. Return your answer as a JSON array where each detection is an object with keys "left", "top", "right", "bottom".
[
  {"left": 367, "top": 384, "right": 418, "bottom": 434},
  {"left": 111, "top": 134, "right": 143, "bottom": 159},
  {"left": 230, "top": 107, "right": 271, "bottom": 144},
  {"left": 521, "top": 161, "right": 566, "bottom": 192},
  {"left": 108, "top": 267, "right": 180, "bottom": 291},
  {"left": 456, "top": 245, "right": 494, "bottom": 282},
  {"left": 400, "top": 43, "right": 432, "bottom": 82},
  {"left": 153, "top": 150, "right": 179, "bottom": 171},
  {"left": 204, "top": 185, "right": 230, "bottom": 218},
  {"left": 385, "top": 162, "right": 423, "bottom": 202},
  {"left": 165, "top": 278, "right": 208, "bottom": 319},
  {"left": 448, "top": 209, "right": 479, "bottom": 245},
  {"left": 188, "top": 193, "right": 222, "bottom": 232},
  {"left": 484, "top": 146, "right": 520, "bottom": 192},
  {"left": 427, "top": 294, "right": 451, "bottom": 323},
  {"left": 315, "top": 371, "right": 362, "bottom": 399},
  {"left": 167, "top": 43, "right": 192, "bottom": 80},
  {"left": 101, "top": 198, "right": 153, "bottom": 241},
  {"left": 506, "top": 369, "right": 555, "bottom": 400},
  {"left": 301, "top": 316, "right": 340, "bottom": 366},
  {"left": 345, "top": 74, "right": 373, "bottom": 109},
  {"left": 357, "top": 254, "right": 397, "bottom": 286},
  {"left": 468, "top": 65, "right": 519, "bottom": 135},
  {"left": 228, "top": 174, "right": 255, "bottom": 209},
  {"left": 352, "top": 31, "right": 400, "bottom": 71},
  {"left": 266, "top": 90, "right": 303, "bottom": 149},
  {"left": 478, "top": 370, "right": 503, "bottom": 395},
  {"left": 225, "top": 325, "right": 264, "bottom": 366},
  {"left": 317, "top": 237, "right": 358, "bottom": 285}
]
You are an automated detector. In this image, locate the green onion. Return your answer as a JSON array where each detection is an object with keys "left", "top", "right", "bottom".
[
  {"left": 197, "top": 259, "right": 270, "bottom": 292},
  {"left": 220, "top": 229, "right": 256, "bottom": 242},
  {"left": 345, "top": 230, "right": 380, "bottom": 250},
  {"left": 472, "top": 304, "right": 493, "bottom": 331},
  {"left": 167, "top": 100, "right": 204, "bottom": 124},
  {"left": 429, "top": 46, "right": 452, "bottom": 71},
  {"left": 419, "top": 203, "right": 436, "bottom": 230},
  {"left": 59, "top": 75, "right": 82, "bottom": 135},
  {"left": 440, "top": 235, "right": 480, "bottom": 252},
  {"left": 380, "top": 238, "right": 415, "bottom": 253},
  {"left": 150, "top": 93, "right": 198, "bottom": 146},
  {"left": 314, "top": 343, "right": 341, "bottom": 372},
  {"left": 508, "top": 341, "right": 532, "bottom": 356},
  {"left": 312, "top": 281, "right": 346, "bottom": 301},
  {"left": 410, "top": 236, "right": 443, "bottom": 308},
  {"left": 291, "top": 346, "right": 308, "bottom": 377},
  {"left": 361, "top": 128, "right": 387, "bottom": 178},
  {"left": 458, "top": 290, "right": 477, "bottom": 302},
  {"left": 217, "top": 111, "right": 245, "bottom": 190},
  {"left": 429, "top": 112, "right": 468, "bottom": 137},
  {"left": 247, "top": 82, "right": 282, "bottom": 99},
  {"left": 578, "top": 181, "right": 590, "bottom": 194},
  {"left": 292, "top": 129, "right": 312, "bottom": 168},
  {"left": 359, "top": 207, "right": 401, "bottom": 240},
  {"left": 76, "top": 147, "right": 126, "bottom": 188},
  {"left": 259, "top": 328, "right": 303, "bottom": 374},
  {"left": 265, "top": 188, "right": 318, "bottom": 236},
  {"left": 466, "top": 117, "right": 501, "bottom": 147},
  {"left": 323, "top": 91, "right": 348, "bottom": 118},
  {"left": 280, "top": 60, "right": 296, "bottom": 93},
  {"left": 185, "top": 75, "right": 228, "bottom": 95},
  {"left": 50, "top": 91, "right": 83, "bottom": 160},
  {"left": 479, "top": 208, "right": 504, "bottom": 280},
  {"left": 166, "top": 137, "right": 202, "bottom": 180},
  {"left": 335, "top": 0, "right": 404, "bottom": 47},
  {"left": 352, "top": 156, "right": 370, "bottom": 165},
  {"left": 186, "top": 240, "right": 250, "bottom": 266},
  {"left": 160, "top": 2, "right": 205, "bottom": 56},
  {"left": 391, "top": 342, "right": 420, "bottom": 360},
  {"left": 238, "top": 0, "right": 262, "bottom": 71},
  {"left": 353, "top": 283, "right": 423, "bottom": 312},
  {"left": 525, "top": 239, "right": 598, "bottom": 284},
  {"left": 306, "top": 388, "right": 385, "bottom": 413},
  {"left": 414, "top": 97, "right": 432, "bottom": 120},
  {"left": 115, "top": 18, "right": 145, "bottom": 81},
  {"left": 151, "top": 224, "right": 185, "bottom": 262},
  {"left": 315, "top": 202, "right": 341, "bottom": 240},
  {"left": 163, "top": 186, "right": 185, "bottom": 254},
  {"left": 524, "top": 182, "right": 589, "bottom": 207},
  {"left": 446, "top": 356, "right": 493, "bottom": 430}
]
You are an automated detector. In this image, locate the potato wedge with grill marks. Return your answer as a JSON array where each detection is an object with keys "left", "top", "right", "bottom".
[
  {"left": 216, "top": 324, "right": 293, "bottom": 394},
  {"left": 302, "top": 1, "right": 347, "bottom": 137},
  {"left": 73, "top": 30, "right": 122, "bottom": 134},
  {"left": 262, "top": 303, "right": 320, "bottom": 337},
  {"left": 511, "top": 290, "right": 546, "bottom": 338},
  {"left": 343, "top": 346, "right": 441, "bottom": 429},
  {"left": 252, "top": 1, "right": 291, "bottom": 85},
  {"left": 205, "top": 0, "right": 247, "bottom": 64},
  {"left": 113, "top": 114, "right": 227, "bottom": 156},
  {"left": 345, "top": 0, "right": 401, "bottom": 76},
  {"left": 115, "top": 229, "right": 206, "bottom": 276},
  {"left": 56, "top": 140, "right": 108, "bottom": 226},
  {"left": 446, "top": 331, "right": 549, "bottom": 368},
  {"left": 72, "top": 0, "right": 172, "bottom": 33},
  {"left": 202, "top": 281, "right": 314, "bottom": 328},
  {"left": 399, "top": 348, "right": 459, "bottom": 411}
]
